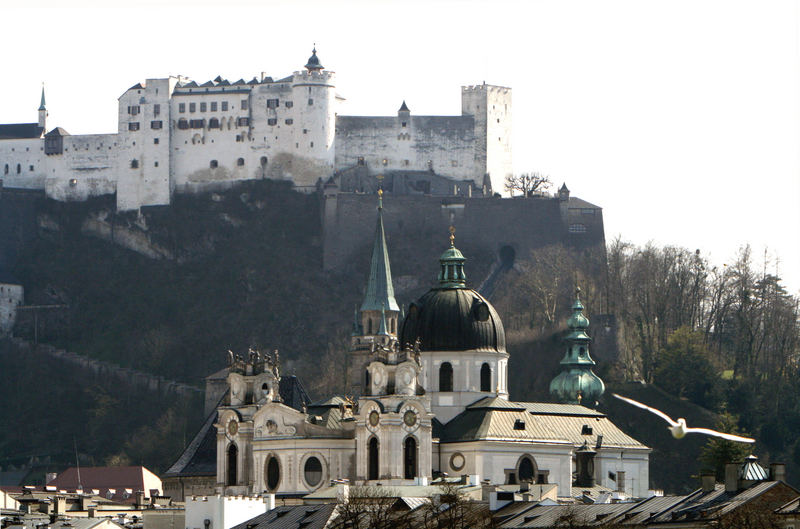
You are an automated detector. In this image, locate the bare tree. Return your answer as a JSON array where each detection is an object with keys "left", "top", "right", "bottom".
[{"left": 504, "top": 172, "right": 552, "bottom": 196}]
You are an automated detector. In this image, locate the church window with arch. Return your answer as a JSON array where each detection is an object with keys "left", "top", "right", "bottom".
[
  {"left": 439, "top": 362, "right": 453, "bottom": 392},
  {"left": 480, "top": 363, "right": 491, "bottom": 392},
  {"left": 403, "top": 437, "right": 417, "bottom": 479},
  {"left": 368, "top": 437, "right": 379, "bottom": 480},
  {"left": 226, "top": 444, "right": 238, "bottom": 486}
]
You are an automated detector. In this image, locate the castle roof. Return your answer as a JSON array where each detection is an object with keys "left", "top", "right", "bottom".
[
  {"left": 0, "top": 123, "right": 44, "bottom": 140},
  {"left": 399, "top": 100, "right": 410, "bottom": 112},
  {"left": 39, "top": 86, "right": 46, "bottom": 111},
  {"left": 305, "top": 47, "right": 324, "bottom": 71},
  {"left": 45, "top": 127, "right": 70, "bottom": 137}
]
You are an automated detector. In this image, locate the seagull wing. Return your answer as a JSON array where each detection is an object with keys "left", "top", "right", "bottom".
[
  {"left": 684, "top": 427, "right": 755, "bottom": 443},
  {"left": 612, "top": 393, "right": 679, "bottom": 427}
]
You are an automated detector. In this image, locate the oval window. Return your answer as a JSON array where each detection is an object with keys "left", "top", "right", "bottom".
[
  {"left": 304, "top": 457, "right": 323, "bottom": 487},
  {"left": 266, "top": 456, "right": 280, "bottom": 490}
]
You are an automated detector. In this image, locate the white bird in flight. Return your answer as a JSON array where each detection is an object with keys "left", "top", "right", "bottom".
[{"left": 612, "top": 393, "right": 755, "bottom": 443}]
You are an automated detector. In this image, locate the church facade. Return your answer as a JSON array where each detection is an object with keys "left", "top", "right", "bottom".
[
  {"left": 190, "top": 193, "right": 650, "bottom": 501},
  {"left": 0, "top": 49, "right": 511, "bottom": 211}
]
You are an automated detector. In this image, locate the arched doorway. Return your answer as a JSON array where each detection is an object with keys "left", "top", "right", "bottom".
[
  {"left": 368, "top": 437, "right": 379, "bottom": 480},
  {"left": 226, "top": 444, "right": 238, "bottom": 486},
  {"left": 403, "top": 437, "right": 417, "bottom": 479}
]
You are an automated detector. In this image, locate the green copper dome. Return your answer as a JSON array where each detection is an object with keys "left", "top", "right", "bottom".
[
  {"left": 549, "top": 288, "right": 605, "bottom": 407},
  {"left": 438, "top": 227, "right": 467, "bottom": 288}
]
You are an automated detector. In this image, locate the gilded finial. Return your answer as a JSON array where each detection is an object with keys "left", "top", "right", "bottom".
[{"left": 449, "top": 226, "right": 456, "bottom": 247}]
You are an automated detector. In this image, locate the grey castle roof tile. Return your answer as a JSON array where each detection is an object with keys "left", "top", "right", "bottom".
[
  {"left": 229, "top": 503, "right": 336, "bottom": 529},
  {"left": 0, "top": 123, "right": 44, "bottom": 139}
]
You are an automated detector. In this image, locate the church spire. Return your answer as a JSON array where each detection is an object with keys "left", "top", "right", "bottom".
[
  {"left": 549, "top": 288, "right": 605, "bottom": 407},
  {"left": 360, "top": 189, "right": 399, "bottom": 313},
  {"left": 39, "top": 85, "right": 46, "bottom": 111},
  {"left": 38, "top": 84, "right": 47, "bottom": 129}
]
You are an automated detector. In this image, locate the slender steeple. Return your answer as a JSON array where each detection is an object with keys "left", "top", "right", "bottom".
[
  {"left": 549, "top": 288, "right": 605, "bottom": 407},
  {"left": 360, "top": 189, "right": 399, "bottom": 313},
  {"left": 38, "top": 85, "right": 47, "bottom": 129}
]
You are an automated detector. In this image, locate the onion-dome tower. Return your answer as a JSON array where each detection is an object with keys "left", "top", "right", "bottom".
[{"left": 549, "top": 288, "right": 605, "bottom": 407}]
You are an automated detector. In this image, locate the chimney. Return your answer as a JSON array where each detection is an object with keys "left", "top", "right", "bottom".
[
  {"left": 53, "top": 496, "right": 67, "bottom": 515},
  {"left": 616, "top": 471, "right": 625, "bottom": 493},
  {"left": 88, "top": 506, "right": 97, "bottom": 518},
  {"left": 700, "top": 473, "right": 716, "bottom": 492},
  {"left": 262, "top": 494, "right": 275, "bottom": 511},
  {"left": 725, "top": 463, "right": 739, "bottom": 492},
  {"left": 135, "top": 491, "right": 145, "bottom": 508},
  {"left": 519, "top": 481, "right": 529, "bottom": 493},
  {"left": 770, "top": 463, "right": 786, "bottom": 482}
]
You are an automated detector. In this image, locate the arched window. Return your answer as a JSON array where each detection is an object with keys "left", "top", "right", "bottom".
[
  {"left": 403, "top": 437, "right": 417, "bottom": 479},
  {"left": 260, "top": 156, "right": 268, "bottom": 167},
  {"left": 480, "top": 363, "right": 491, "bottom": 392},
  {"left": 367, "top": 318, "right": 373, "bottom": 335},
  {"left": 16, "top": 164, "right": 21, "bottom": 174},
  {"left": 518, "top": 456, "right": 535, "bottom": 483},
  {"left": 266, "top": 455, "right": 280, "bottom": 491},
  {"left": 368, "top": 437, "right": 379, "bottom": 480},
  {"left": 226, "top": 444, "right": 238, "bottom": 486},
  {"left": 3, "top": 164, "right": 8, "bottom": 175},
  {"left": 304, "top": 457, "right": 323, "bottom": 488},
  {"left": 210, "top": 159, "right": 218, "bottom": 168},
  {"left": 364, "top": 369, "right": 371, "bottom": 391},
  {"left": 237, "top": 157, "right": 245, "bottom": 166},
  {"left": 439, "top": 362, "right": 453, "bottom": 392}
]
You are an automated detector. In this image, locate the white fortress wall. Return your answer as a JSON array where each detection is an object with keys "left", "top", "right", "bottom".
[
  {"left": 0, "top": 138, "right": 46, "bottom": 189},
  {"left": 45, "top": 133, "right": 118, "bottom": 201}
]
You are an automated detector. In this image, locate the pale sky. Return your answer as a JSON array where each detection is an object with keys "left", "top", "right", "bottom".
[{"left": 2, "top": 0, "right": 799, "bottom": 292}]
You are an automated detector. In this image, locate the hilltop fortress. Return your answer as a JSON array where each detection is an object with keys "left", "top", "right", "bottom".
[{"left": 0, "top": 48, "right": 511, "bottom": 211}]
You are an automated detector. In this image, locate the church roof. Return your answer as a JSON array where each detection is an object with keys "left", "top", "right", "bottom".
[
  {"left": 520, "top": 404, "right": 648, "bottom": 449},
  {"left": 360, "top": 192, "right": 399, "bottom": 313},
  {"left": 440, "top": 401, "right": 571, "bottom": 444},
  {"left": 0, "top": 123, "right": 44, "bottom": 140},
  {"left": 229, "top": 503, "right": 337, "bottom": 529}
]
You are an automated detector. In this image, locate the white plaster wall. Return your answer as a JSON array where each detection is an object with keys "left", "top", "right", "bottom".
[
  {"left": 596, "top": 450, "right": 650, "bottom": 498},
  {"left": 421, "top": 350, "right": 510, "bottom": 424},
  {"left": 440, "top": 442, "right": 573, "bottom": 496},
  {"left": 45, "top": 133, "right": 118, "bottom": 201},
  {"left": 185, "top": 495, "right": 269, "bottom": 529},
  {"left": 0, "top": 283, "right": 23, "bottom": 335},
  {"left": 251, "top": 439, "right": 354, "bottom": 494},
  {"left": 0, "top": 138, "right": 46, "bottom": 189},
  {"left": 461, "top": 84, "right": 512, "bottom": 193}
]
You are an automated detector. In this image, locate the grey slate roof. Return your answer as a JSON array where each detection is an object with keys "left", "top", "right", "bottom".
[
  {"left": 229, "top": 504, "right": 336, "bottom": 529},
  {"left": 0, "top": 123, "right": 44, "bottom": 140},
  {"left": 499, "top": 503, "right": 633, "bottom": 528}
]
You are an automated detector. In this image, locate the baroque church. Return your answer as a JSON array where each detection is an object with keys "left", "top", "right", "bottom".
[{"left": 164, "top": 192, "right": 649, "bottom": 501}]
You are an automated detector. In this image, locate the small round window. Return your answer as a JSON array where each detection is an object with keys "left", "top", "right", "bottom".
[{"left": 304, "top": 456, "right": 323, "bottom": 488}]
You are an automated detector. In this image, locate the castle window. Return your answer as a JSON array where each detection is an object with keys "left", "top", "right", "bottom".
[
  {"left": 401, "top": 121, "right": 407, "bottom": 128},
  {"left": 285, "top": 101, "right": 293, "bottom": 108},
  {"left": 569, "top": 224, "right": 587, "bottom": 233},
  {"left": 266, "top": 99, "right": 279, "bottom": 109},
  {"left": 221, "top": 101, "right": 229, "bottom": 111},
  {"left": 241, "top": 99, "right": 248, "bottom": 110},
  {"left": 427, "top": 160, "right": 433, "bottom": 170},
  {"left": 303, "top": 457, "right": 323, "bottom": 488},
  {"left": 208, "top": 118, "right": 220, "bottom": 129},
  {"left": 439, "top": 362, "right": 453, "bottom": 392},
  {"left": 368, "top": 437, "right": 379, "bottom": 480},
  {"left": 210, "top": 102, "right": 217, "bottom": 112},
  {"left": 3, "top": 165, "right": 7, "bottom": 175},
  {"left": 237, "top": 158, "right": 245, "bottom": 166},
  {"left": 210, "top": 160, "right": 218, "bottom": 168},
  {"left": 128, "top": 122, "right": 140, "bottom": 131},
  {"left": 480, "top": 363, "right": 491, "bottom": 392},
  {"left": 153, "top": 104, "right": 160, "bottom": 116},
  {"left": 177, "top": 119, "right": 189, "bottom": 130},
  {"left": 127, "top": 105, "right": 140, "bottom": 115},
  {"left": 357, "top": 157, "right": 365, "bottom": 166},
  {"left": 267, "top": 118, "right": 277, "bottom": 126},
  {"left": 69, "top": 178, "right": 77, "bottom": 187},
  {"left": 310, "top": 142, "right": 314, "bottom": 148},
  {"left": 190, "top": 119, "right": 204, "bottom": 129},
  {"left": 130, "top": 159, "right": 138, "bottom": 169},
  {"left": 237, "top": 117, "right": 249, "bottom": 127},
  {"left": 382, "top": 158, "right": 388, "bottom": 166},
  {"left": 403, "top": 160, "right": 409, "bottom": 166},
  {"left": 403, "top": 437, "right": 417, "bottom": 479},
  {"left": 260, "top": 156, "right": 268, "bottom": 167},
  {"left": 151, "top": 120, "right": 163, "bottom": 129},
  {"left": 154, "top": 161, "right": 159, "bottom": 167},
  {"left": 266, "top": 456, "right": 280, "bottom": 491},
  {"left": 29, "top": 165, "right": 34, "bottom": 171},
  {"left": 189, "top": 103, "right": 196, "bottom": 113},
  {"left": 227, "top": 444, "right": 238, "bottom": 486},
  {"left": 200, "top": 102, "right": 207, "bottom": 112},
  {"left": 179, "top": 103, "right": 185, "bottom": 113},
  {"left": 308, "top": 98, "right": 314, "bottom": 105},
  {"left": 286, "top": 119, "right": 294, "bottom": 125}
]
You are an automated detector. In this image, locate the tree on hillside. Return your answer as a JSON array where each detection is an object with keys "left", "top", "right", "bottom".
[
  {"left": 699, "top": 412, "right": 753, "bottom": 481},
  {"left": 654, "top": 326, "right": 720, "bottom": 408},
  {"left": 504, "top": 172, "right": 552, "bottom": 196}
]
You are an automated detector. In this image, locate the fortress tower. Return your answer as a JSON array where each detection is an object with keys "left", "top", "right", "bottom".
[{"left": 461, "top": 83, "right": 512, "bottom": 194}]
